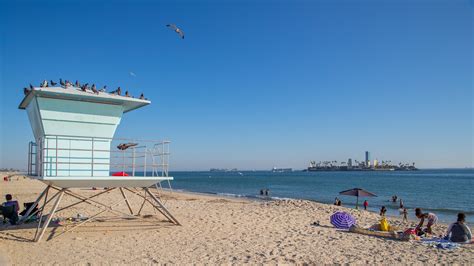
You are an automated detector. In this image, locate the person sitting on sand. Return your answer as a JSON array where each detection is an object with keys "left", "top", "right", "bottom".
[
  {"left": 334, "top": 197, "right": 339, "bottom": 206},
  {"left": 445, "top": 213, "right": 472, "bottom": 243},
  {"left": 2, "top": 194, "right": 20, "bottom": 225},
  {"left": 380, "top": 206, "right": 387, "bottom": 216},
  {"left": 415, "top": 208, "right": 438, "bottom": 234}
]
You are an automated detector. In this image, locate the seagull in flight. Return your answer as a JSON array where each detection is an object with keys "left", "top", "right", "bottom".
[{"left": 166, "top": 24, "right": 184, "bottom": 39}]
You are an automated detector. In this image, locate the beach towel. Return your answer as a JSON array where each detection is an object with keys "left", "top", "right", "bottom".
[{"left": 421, "top": 238, "right": 460, "bottom": 250}]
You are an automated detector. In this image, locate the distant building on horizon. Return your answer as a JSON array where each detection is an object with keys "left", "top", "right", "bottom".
[
  {"left": 365, "top": 151, "right": 370, "bottom": 167},
  {"left": 348, "top": 158, "right": 352, "bottom": 168}
]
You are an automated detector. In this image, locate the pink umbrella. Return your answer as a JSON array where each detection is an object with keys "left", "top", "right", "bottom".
[{"left": 339, "top": 188, "right": 377, "bottom": 209}]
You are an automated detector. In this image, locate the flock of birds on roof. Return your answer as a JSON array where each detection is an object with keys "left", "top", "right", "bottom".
[
  {"left": 23, "top": 79, "right": 146, "bottom": 100},
  {"left": 22, "top": 24, "right": 185, "bottom": 99}
]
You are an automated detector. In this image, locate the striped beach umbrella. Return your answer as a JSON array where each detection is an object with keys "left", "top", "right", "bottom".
[{"left": 330, "top": 211, "right": 356, "bottom": 229}]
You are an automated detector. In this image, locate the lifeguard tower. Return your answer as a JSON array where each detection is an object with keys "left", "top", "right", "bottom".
[{"left": 18, "top": 86, "right": 180, "bottom": 242}]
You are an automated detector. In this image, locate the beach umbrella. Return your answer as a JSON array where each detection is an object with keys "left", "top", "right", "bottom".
[
  {"left": 339, "top": 188, "right": 377, "bottom": 209},
  {"left": 330, "top": 211, "right": 356, "bottom": 229}
]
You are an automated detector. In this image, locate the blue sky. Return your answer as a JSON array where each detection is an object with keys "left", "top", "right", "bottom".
[{"left": 0, "top": 0, "right": 472, "bottom": 170}]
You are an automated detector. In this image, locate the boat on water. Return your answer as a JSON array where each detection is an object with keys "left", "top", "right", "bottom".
[{"left": 272, "top": 167, "right": 292, "bottom": 173}]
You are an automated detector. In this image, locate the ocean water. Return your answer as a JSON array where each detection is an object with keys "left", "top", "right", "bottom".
[{"left": 168, "top": 169, "right": 474, "bottom": 223}]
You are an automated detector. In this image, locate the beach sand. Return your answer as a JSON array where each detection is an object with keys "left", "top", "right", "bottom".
[{"left": 0, "top": 174, "right": 473, "bottom": 264}]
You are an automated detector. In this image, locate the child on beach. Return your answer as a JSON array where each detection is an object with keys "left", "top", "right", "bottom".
[
  {"left": 363, "top": 200, "right": 368, "bottom": 210},
  {"left": 402, "top": 208, "right": 408, "bottom": 223},
  {"left": 415, "top": 208, "right": 438, "bottom": 234},
  {"left": 380, "top": 206, "right": 387, "bottom": 216}
]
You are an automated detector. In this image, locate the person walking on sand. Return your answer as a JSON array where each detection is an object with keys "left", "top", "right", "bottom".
[
  {"left": 415, "top": 208, "right": 438, "bottom": 235},
  {"left": 399, "top": 199, "right": 404, "bottom": 209},
  {"left": 363, "top": 200, "right": 368, "bottom": 210},
  {"left": 445, "top": 213, "right": 472, "bottom": 243},
  {"left": 380, "top": 206, "right": 387, "bottom": 216}
]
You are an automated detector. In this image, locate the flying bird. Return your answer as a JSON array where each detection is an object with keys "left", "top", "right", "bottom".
[
  {"left": 59, "top": 78, "right": 65, "bottom": 86},
  {"left": 117, "top": 143, "right": 138, "bottom": 151},
  {"left": 129, "top": 72, "right": 136, "bottom": 77},
  {"left": 166, "top": 24, "right": 184, "bottom": 39},
  {"left": 50, "top": 80, "right": 57, "bottom": 86},
  {"left": 23, "top": 87, "right": 31, "bottom": 95}
]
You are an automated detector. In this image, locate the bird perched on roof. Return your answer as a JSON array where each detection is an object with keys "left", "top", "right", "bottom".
[
  {"left": 166, "top": 24, "right": 184, "bottom": 39},
  {"left": 75, "top": 80, "right": 81, "bottom": 88},
  {"left": 99, "top": 85, "right": 107, "bottom": 92},
  {"left": 65, "top": 80, "right": 72, "bottom": 87},
  {"left": 60, "top": 78, "right": 65, "bottom": 87},
  {"left": 125, "top": 91, "right": 130, "bottom": 97},
  {"left": 50, "top": 80, "right": 57, "bottom": 86},
  {"left": 91, "top": 84, "right": 98, "bottom": 94},
  {"left": 23, "top": 87, "right": 31, "bottom": 95},
  {"left": 81, "top": 83, "right": 89, "bottom": 92},
  {"left": 29, "top": 84, "right": 34, "bottom": 90},
  {"left": 139, "top": 93, "right": 145, "bottom": 100},
  {"left": 40, "top": 80, "right": 48, "bottom": 87},
  {"left": 110, "top": 87, "right": 121, "bottom": 95}
]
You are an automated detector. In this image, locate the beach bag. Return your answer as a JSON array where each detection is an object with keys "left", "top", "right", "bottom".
[{"left": 380, "top": 217, "right": 390, "bottom": 231}]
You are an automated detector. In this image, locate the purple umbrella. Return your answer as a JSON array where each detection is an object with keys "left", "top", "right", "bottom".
[
  {"left": 339, "top": 188, "right": 377, "bottom": 209},
  {"left": 330, "top": 211, "right": 356, "bottom": 229}
]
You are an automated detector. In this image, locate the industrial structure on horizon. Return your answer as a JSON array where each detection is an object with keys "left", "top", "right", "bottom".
[{"left": 306, "top": 151, "right": 418, "bottom": 172}]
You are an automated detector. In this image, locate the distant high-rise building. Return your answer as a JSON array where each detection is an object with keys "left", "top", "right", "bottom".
[
  {"left": 365, "top": 151, "right": 370, "bottom": 167},
  {"left": 374, "top": 159, "right": 379, "bottom": 167},
  {"left": 348, "top": 158, "right": 352, "bottom": 168}
]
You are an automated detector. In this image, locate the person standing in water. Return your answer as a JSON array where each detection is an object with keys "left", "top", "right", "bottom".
[{"left": 402, "top": 208, "right": 408, "bottom": 223}]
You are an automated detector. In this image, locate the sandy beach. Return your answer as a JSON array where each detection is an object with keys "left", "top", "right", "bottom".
[{"left": 0, "top": 174, "right": 473, "bottom": 264}]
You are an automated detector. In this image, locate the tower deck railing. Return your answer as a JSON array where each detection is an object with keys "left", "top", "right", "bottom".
[{"left": 27, "top": 135, "right": 170, "bottom": 178}]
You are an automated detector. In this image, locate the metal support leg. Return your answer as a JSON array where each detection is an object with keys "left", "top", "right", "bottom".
[
  {"left": 19, "top": 186, "right": 49, "bottom": 224},
  {"left": 144, "top": 188, "right": 180, "bottom": 225},
  {"left": 35, "top": 189, "right": 65, "bottom": 242},
  {"left": 119, "top": 187, "right": 134, "bottom": 215}
]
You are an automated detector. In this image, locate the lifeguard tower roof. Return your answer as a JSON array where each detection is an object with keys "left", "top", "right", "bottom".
[
  {"left": 20, "top": 86, "right": 172, "bottom": 188},
  {"left": 19, "top": 86, "right": 150, "bottom": 113}
]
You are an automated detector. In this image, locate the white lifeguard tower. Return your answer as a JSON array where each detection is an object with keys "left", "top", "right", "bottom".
[{"left": 18, "top": 86, "right": 180, "bottom": 242}]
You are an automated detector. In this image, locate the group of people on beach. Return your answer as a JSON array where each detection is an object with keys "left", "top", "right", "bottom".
[{"left": 333, "top": 194, "right": 472, "bottom": 243}]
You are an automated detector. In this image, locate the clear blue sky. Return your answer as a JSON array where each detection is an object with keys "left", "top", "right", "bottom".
[{"left": 0, "top": 0, "right": 472, "bottom": 170}]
